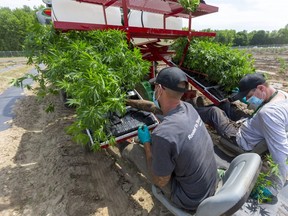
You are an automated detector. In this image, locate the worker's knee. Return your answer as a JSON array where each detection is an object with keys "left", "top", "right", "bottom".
[{"left": 209, "top": 106, "right": 224, "bottom": 117}]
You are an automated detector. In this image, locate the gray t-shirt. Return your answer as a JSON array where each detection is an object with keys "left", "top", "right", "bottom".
[{"left": 151, "top": 102, "right": 217, "bottom": 210}]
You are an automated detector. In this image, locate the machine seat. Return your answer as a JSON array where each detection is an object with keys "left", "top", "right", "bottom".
[{"left": 152, "top": 153, "right": 262, "bottom": 216}]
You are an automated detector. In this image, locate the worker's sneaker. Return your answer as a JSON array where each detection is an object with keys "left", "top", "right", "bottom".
[
  {"left": 196, "top": 96, "right": 205, "bottom": 107},
  {"left": 188, "top": 96, "right": 205, "bottom": 108}
]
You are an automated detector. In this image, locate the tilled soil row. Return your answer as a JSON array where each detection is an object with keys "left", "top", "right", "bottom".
[{"left": 0, "top": 94, "right": 165, "bottom": 215}]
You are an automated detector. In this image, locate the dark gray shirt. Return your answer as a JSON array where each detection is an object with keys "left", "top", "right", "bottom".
[{"left": 151, "top": 102, "right": 217, "bottom": 210}]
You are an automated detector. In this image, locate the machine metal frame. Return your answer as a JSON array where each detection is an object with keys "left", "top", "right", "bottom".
[{"left": 54, "top": 0, "right": 221, "bottom": 104}]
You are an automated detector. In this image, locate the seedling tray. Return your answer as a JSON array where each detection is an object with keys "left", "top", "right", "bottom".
[{"left": 182, "top": 68, "right": 229, "bottom": 104}]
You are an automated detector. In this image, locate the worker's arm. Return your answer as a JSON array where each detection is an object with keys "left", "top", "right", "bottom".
[
  {"left": 138, "top": 125, "right": 171, "bottom": 188},
  {"left": 126, "top": 99, "right": 163, "bottom": 115},
  {"left": 142, "top": 141, "right": 171, "bottom": 187}
]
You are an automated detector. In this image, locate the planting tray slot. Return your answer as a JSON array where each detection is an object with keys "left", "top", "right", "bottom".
[
  {"left": 86, "top": 89, "right": 159, "bottom": 148},
  {"left": 182, "top": 68, "right": 229, "bottom": 104}
]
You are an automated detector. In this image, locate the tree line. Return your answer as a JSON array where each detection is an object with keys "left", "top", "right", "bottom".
[
  {"left": 0, "top": 6, "right": 40, "bottom": 51},
  {"left": 0, "top": 6, "right": 288, "bottom": 51},
  {"left": 204, "top": 26, "right": 288, "bottom": 46}
]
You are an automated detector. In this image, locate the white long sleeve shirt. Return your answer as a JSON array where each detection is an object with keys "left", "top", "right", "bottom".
[{"left": 236, "top": 90, "right": 288, "bottom": 195}]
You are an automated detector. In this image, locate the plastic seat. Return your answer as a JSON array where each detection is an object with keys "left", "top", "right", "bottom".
[{"left": 152, "top": 153, "right": 262, "bottom": 216}]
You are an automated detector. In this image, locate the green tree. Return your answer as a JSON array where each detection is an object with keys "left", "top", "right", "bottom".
[
  {"left": 199, "top": 25, "right": 288, "bottom": 46},
  {"left": 214, "top": 31, "right": 227, "bottom": 44},
  {"left": 214, "top": 30, "right": 236, "bottom": 45},
  {"left": 249, "top": 30, "right": 269, "bottom": 45},
  {"left": 269, "top": 30, "right": 279, "bottom": 44},
  {"left": 276, "top": 28, "right": 288, "bottom": 44},
  {"left": 233, "top": 31, "right": 249, "bottom": 46},
  {"left": 0, "top": 6, "right": 37, "bottom": 51}
]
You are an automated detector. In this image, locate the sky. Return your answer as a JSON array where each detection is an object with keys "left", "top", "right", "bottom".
[
  {"left": 1, "top": 0, "right": 287, "bottom": 32},
  {"left": 0, "top": 0, "right": 45, "bottom": 10},
  {"left": 190, "top": 0, "right": 288, "bottom": 32}
]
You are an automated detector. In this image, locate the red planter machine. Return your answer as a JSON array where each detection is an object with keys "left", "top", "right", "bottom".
[{"left": 53, "top": 0, "right": 221, "bottom": 105}]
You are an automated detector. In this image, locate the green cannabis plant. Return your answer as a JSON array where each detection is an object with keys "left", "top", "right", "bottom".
[
  {"left": 172, "top": 38, "right": 255, "bottom": 92},
  {"left": 178, "top": 0, "right": 200, "bottom": 12},
  {"left": 13, "top": 24, "right": 150, "bottom": 150},
  {"left": 251, "top": 154, "right": 280, "bottom": 203},
  {"left": 277, "top": 57, "right": 287, "bottom": 74}
]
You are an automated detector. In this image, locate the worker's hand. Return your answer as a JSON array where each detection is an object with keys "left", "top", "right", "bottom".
[
  {"left": 240, "top": 97, "right": 248, "bottom": 104},
  {"left": 231, "top": 87, "right": 239, "bottom": 93},
  {"left": 137, "top": 124, "right": 151, "bottom": 145}
]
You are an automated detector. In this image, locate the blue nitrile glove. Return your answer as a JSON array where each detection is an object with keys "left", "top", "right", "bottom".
[
  {"left": 250, "top": 186, "right": 274, "bottom": 201},
  {"left": 137, "top": 124, "right": 151, "bottom": 144},
  {"left": 232, "top": 87, "right": 239, "bottom": 93},
  {"left": 228, "top": 87, "right": 240, "bottom": 102},
  {"left": 230, "top": 87, "right": 248, "bottom": 104},
  {"left": 240, "top": 97, "right": 248, "bottom": 104}
]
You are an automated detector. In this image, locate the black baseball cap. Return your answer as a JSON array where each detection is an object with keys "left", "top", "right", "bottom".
[
  {"left": 229, "top": 73, "right": 266, "bottom": 102},
  {"left": 149, "top": 67, "right": 188, "bottom": 92}
]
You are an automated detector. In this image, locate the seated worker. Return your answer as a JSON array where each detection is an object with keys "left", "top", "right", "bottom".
[
  {"left": 135, "top": 67, "right": 218, "bottom": 211},
  {"left": 196, "top": 73, "right": 288, "bottom": 198}
]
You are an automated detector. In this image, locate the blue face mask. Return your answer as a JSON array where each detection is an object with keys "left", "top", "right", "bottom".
[
  {"left": 247, "top": 96, "right": 264, "bottom": 110},
  {"left": 153, "top": 91, "right": 160, "bottom": 109}
]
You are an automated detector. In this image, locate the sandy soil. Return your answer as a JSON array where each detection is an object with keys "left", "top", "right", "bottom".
[
  {"left": 0, "top": 92, "right": 167, "bottom": 215},
  {"left": 0, "top": 48, "right": 287, "bottom": 216},
  {"left": 249, "top": 47, "right": 288, "bottom": 91}
]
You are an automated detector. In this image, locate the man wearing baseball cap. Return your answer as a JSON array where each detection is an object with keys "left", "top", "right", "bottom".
[
  {"left": 124, "top": 67, "right": 218, "bottom": 211},
  {"left": 196, "top": 73, "right": 288, "bottom": 200},
  {"left": 229, "top": 73, "right": 266, "bottom": 103}
]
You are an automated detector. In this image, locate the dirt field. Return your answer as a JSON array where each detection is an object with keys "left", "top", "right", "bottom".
[
  {"left": 248, "top": 47, "right": 288, "bottom": 91},
  {"left": 0, "top": 58, "right": 169, "bottom": 216},
  {"left": 0, "top": 49, "right": 287, "bottom": 216},
  {"left": 0, "top": 93, "right": 162, "bottom": 216}
]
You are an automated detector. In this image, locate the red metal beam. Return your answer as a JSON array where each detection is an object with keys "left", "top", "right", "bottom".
[
  {"left": 54, "top": 21, "right": 216, "bottom": 39},
  {"left": 179, "top": 38, "right": 191, "bottom": 67},
  {"left": 76, "top": 0, "right": 218, "bottom": 19},
  {"left": 187, "top": 77, "right": 220, "bottom": 105},
  {"left": 166, "top": 7, "right": 184, "bottom": 17},
  {"left": 57, "top": 0, "right": 219, "bottom": 105},
  {"left": 104, "top": 0, "right": 117, "bottom": 7}
]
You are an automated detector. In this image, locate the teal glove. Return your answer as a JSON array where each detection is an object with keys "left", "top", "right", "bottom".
[
  {"left": 138, "top": 124, "right": 151, "bottom": 144},
  {"left": 250, "top": 186, "right": 273, "bottom": 201},
  {"left": 232, "top": 87, "right": 239, "bottom": 93},
  {"left": 240, "top": 96, "right": 248, "bottom": 104},
  {"left": 231, "top": 87, "right": 248, "bottom": 104}
]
